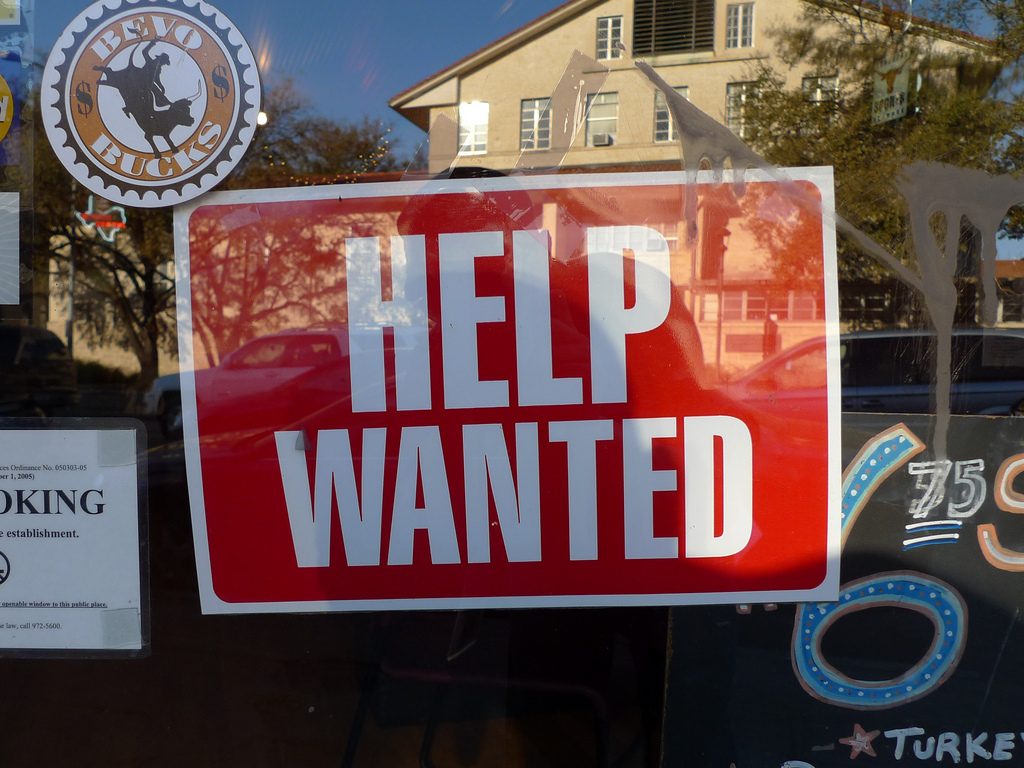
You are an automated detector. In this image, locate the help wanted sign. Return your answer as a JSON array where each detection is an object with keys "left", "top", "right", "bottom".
[{"left": 173, "top": 170, "right": 840, "bottom": 613}]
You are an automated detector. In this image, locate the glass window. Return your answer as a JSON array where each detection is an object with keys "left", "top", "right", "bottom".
[
  {"left": 520, "top": 97, "right": 551, "bottom": 150},
  {"left": 229, "top": 338, "right": 290, "bottom": 368},
  {"left": 722, "top": 291, "right": 743, "bottom": 321},
  {"left": 585, "top": 92, "right": 618, "bottom": 146},
  {"left": 286, "top": 336, "right": 340, "bottom": 367},
  {"left": 726, "top": 3, "right": 754, "bottom": 49},
  {"left": 803, "top": 74, "right": 839, "bottom": 104},
  {"left": 774, "top": 344, "right": 828, "bottom": 389},
  {"left": 701, "top": 293, "right": 720, "bottom": 321},
  {"left": 654, "top": 86, "right": 689, "bottom": 142},
  {"left": 768, "top": 293, "right": 789, "bottom": 321},
  {"left": 745, "top": 292, "right": 767, "bottom": 320},
  {"left": 22, "top": 335, "right": 70, "bottom": 363},
  {"left": 849, "top": 336, "right": 932, "bottom": 387},
  {"left": 457, "top": 101, "right": 489, "bottom": 154},
  {"left": 596, "top": 15, "right": 622, "bottom": 60},
  {"left": 726, "top": 81, "right": 758, "bottom": 138},
  {"left": 792, "top": 293, "right": 819, "bottom": 321},
  {"left": 19, "top": 0, "right": 1024, "bottom": 763}
]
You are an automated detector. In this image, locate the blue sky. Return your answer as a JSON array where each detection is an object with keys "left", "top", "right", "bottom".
[{"left": 39, "top": 0, "right": 564, "bottom": 159}]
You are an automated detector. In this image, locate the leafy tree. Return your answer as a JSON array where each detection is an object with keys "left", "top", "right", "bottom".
[
  {"left": 225, "top": 81, "right": 399, "bottom": 189},
  {"left": 741, "top": 0, "right": 1020, "bottom": 323},
  {"left": 31, "top": 107, "right": 176, "bottom": 388},
  {"left": 33, "top": 82, "right": 402, "bottom": 386}
]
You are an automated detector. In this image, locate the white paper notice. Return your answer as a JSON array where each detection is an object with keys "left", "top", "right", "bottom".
[
  {"left": 0, "top": 429, "right": 142, "bottom": 651},
  {"left": 0, "top": 193, "right": 17, "bottom": 305}
]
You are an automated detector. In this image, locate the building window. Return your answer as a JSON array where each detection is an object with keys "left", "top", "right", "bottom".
[
  {"left": 458, "top": 101, "right": 488, "bottom": 154},
  {"left": 585, "top": 92, "right": 618, "bottom": 147},
  {"left": 654, "top": 86, "right": 689, "bottom": 142},
  {"left": 596, "top": 16, "right": 622, "bottom": 60},
  {"left": 792, "top": 293, "right": 819, "bottom": 321},
  {"left": 803, "top": 75, "right": 839, "bottom": 104},
  {"left": 520, "top": 98, "right": 551, "bottom": 151},
  {"left": 721, "top": 291, "right": 743, "bottom": 321},
  {"left": 726, "top": 81, "right": 757, "bottom": 139},
  {"left": 726, "top": 3, "right": 754, "bottom": 49},
  {"left": 633, "top": 0, "right": 714, "bottom": 56},
  {"left": 803, "top": 75, "right": 839, "bottom": 125}
]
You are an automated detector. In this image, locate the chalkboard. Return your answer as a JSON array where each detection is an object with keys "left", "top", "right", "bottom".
[{"left": 662, "top": 413, "right": 1024, "bottom": 767}]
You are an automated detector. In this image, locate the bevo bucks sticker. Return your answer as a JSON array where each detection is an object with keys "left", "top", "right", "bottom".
[{"left": 42, "top": 0, "right": 260, "bottom": 208}]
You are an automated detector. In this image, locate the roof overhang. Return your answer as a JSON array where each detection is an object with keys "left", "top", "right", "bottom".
[{"left": 389, "top": 0, "right": 604, "bottom": 128}]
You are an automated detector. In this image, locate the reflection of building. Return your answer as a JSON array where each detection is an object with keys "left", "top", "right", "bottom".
[
  {"left": 390, "top": 0, "right": 987, "bottom": 174},
  {"left": 994, "top": 261, "right": 1024, "bottom": 326},
  {"left": 390, "top": 0, "right": 986, "bottom": 378}
]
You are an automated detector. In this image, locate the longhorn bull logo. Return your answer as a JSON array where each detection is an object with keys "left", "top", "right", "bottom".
[{"left": 93, "top": 40, "right": 200, "bottom": 158}]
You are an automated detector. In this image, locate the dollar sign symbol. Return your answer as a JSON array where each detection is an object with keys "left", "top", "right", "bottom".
[
  {"left": 75, "top": 81, "right": 93, "bottom": 116},
  {"left": 211, "top": 65, "right": 229, "bottom": 102}
]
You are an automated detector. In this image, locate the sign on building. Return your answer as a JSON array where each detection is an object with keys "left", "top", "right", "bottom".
[
  {"left": 873, "top": 54, "right": 911, "bottom": 124},
  {"left": 173, "top": 170, "right": 840, "bottom": 613}
]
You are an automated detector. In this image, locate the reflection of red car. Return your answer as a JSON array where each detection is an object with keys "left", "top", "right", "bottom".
[
  {"left": 722, "top": 337, "right": 831, "bottom": 421},
  {"left": 194, "top": 327, "right": 348, "bottom": 432}
]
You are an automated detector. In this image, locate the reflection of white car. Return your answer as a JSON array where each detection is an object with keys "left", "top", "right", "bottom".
[{"left": 142, "top": 372, "right": 182, "bottom": 436}]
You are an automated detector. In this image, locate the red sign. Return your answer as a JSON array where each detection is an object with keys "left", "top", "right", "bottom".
[{"left": 174, "top": 171, "right": 840, "bottom": 613}]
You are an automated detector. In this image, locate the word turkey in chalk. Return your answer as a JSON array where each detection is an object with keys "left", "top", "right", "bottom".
[{"left": 273, "top": 226, "right": 755, "bottom": 569}]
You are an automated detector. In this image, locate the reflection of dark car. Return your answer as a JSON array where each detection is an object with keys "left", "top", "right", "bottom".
[
  {"left": 0, "top": 325, "right": 78, "bottom": 416},
  {"left": 725, "top": 328, "right": 1024, "bottom": 415}
]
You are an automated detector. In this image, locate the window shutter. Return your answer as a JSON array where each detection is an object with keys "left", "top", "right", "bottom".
[
  {"left": 634, "top": 0, "right": 655, "bottom": 54},
  {"left": 633, "top": 0, "right": 715, "bottom": 55}
]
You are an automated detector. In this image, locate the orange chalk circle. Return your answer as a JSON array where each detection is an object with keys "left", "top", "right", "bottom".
[
  {"left": 977, "top": 524, "right": 1024, "bottom": 572},
  {"left": 994, "top": 454, "right": 1024, "bottom": 513}
]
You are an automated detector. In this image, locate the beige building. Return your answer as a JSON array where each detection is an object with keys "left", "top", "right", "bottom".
[
  {"left": 390, "top": 0, "right": 989, "bottom": 379},
  {"left": 390, "top": 0, "right": 989, "bottom": 175}
]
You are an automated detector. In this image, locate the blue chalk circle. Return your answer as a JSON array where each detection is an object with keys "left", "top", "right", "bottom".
[{"left": 792, "top": 572, "right": 966, "bottom": 709}]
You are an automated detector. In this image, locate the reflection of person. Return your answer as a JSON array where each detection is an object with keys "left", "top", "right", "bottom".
[{"left": 763, "top": 312, "right": 780, "bottom": 358}]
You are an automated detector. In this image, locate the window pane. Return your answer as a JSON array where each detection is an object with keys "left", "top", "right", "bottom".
[
  {"left": 803, "top": 75, "right": 839, "bottom": 103},
  {"left": 458, "top": 101, "right": 488, "bottom": 154},
  {"left": 722, "top": 291, "right": 743, "bottom": 321},
  {"left": 792, "top": 293, "right": 818, "bottom": 321},
  {"left": 520, "top": 97, "right": 551, "bottom": 150},
  {"left": 597, "top": 16, "right": 622, "bottom": 60},
  {"left": 586, "top": 92, "right": 618, "bottom": 146},
  {"left": 726, "top": 3, "right": 754, "bottom": 49},
  {"left": 746, "top": 293, "right": 767, "bottom": 320},
  {"left": 654, "top": 86, "right": 688, "bottom": 142},
  {"left": 726, "top": 81, "right": 757, "bottom": 138}
]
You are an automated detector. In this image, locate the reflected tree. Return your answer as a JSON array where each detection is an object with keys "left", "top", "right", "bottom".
[
  {"left": 638, "top": 1, "right": 1024, "bottom": 454},
  {"left": 31, "top": 103, "right": 176, "bottom": 387},
  {"left": 32, "top": 81, "right": 403, "bottom": 386},
  {"left": 742, "top": 0, "right": 1016, "bottom": 309}
]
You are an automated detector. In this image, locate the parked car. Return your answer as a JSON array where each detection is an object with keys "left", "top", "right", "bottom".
[
  {"left": 724, "top": 328, "right": 1024, "bottom": 416},
  {"left": 142, "top": 326, "right": 349, "bottom": 436},
  {"left": 141, "top": 372, "right": 182, "bottom": 437},
  {"left": 0, "top": 324, "right": 78, "bottom": 416}
]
